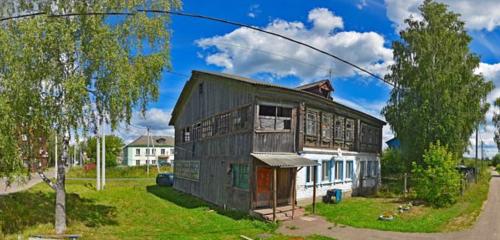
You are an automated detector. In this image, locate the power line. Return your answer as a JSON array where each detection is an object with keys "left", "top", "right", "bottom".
[
  {"left": 0, "top": 10, "right": 392, "bottom": 86},
  {"left": 138, "top": 9, "right": 392, "bottom": 86}
]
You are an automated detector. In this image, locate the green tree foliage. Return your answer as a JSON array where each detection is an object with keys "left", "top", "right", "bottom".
[
  {"left": 382, "top": 0, "right": 493, "bottom": 165},
  {"left": 491, "top": 154, "right": 500, "bottom": 167},
  {"left": 0, "top": 97, "right": 24, "bottom": 180},
  {"left": 412, "top": 142, "right": 461, "bottom": 207},
  {"left": 381, "top": 148, "right": 405, "bottom": 176},
  {"left": 0, "top": 0, "right": 180, "bottom": 233},
  {"left": 85, "top": 135, "right": 124, "bottom": 167}
]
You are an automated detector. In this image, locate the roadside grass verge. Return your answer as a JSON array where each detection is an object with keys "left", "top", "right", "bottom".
[
  {"left": 66, "top": 165, "right": 172, "bottom": 178},
  {"left": 307, "top": 171, "right": 491, "bottom": 232},
  {"left": 0, "top": 179, "right": 331, "bottom": 240}
]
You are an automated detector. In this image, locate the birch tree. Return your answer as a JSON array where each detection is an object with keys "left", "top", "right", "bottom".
[
  {"left": 382, "top": 0, "right": 493, "bottom": 166},
  {"left": 0, "top": 0, "right": 180, "bottom": 234}
]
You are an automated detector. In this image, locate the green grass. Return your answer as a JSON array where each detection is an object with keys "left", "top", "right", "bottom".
[
  {"left": 0, "top": 180, "right": 331, "bottom": 240},
  {"left": 308, "top": 172, "right": 491, "bottom": 233},
  {"left": 67, "top": 166, "right": 172, "bottom": 178}
]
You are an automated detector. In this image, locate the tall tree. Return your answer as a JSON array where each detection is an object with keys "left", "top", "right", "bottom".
[
  {"left": 0, "top": 0, "right": 180, "bottom": 234},
  {"left": 493, "top": 98, "right": 500, "bottom": 151},
  {"left": 382, "top": 0, "right": 493, "bottom": 167}
]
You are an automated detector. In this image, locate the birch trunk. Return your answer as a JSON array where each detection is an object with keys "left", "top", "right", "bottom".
[{"left": 55, "top": 134, "right": 68, "bottom": 234}]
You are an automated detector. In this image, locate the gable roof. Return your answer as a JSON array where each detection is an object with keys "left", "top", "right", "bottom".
[
  {"left": 169, "top": 70, "right": 385, "bottom": 126},
  {"left": 125, "top": 136, "right": 174, "bottom": 147}
]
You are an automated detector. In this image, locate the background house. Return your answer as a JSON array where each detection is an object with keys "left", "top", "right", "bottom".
[{"left": 122, "top": 136, "right": 174, "bottom": 166}]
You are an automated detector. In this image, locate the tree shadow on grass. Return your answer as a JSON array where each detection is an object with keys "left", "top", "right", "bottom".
[
  {"left": 146, "top": 185, "right": 253, "bottom": 221},
  {"left": 0, "top": 190, "right": 117, "bottom": 235}
]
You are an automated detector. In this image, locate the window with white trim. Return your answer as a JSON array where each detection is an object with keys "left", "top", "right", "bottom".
[
  {"left": 322, "top": 160, "right": 331, "bottom": 181},
  {"left": 305, "top": 166, "right": 315, "bottom": 183},
  {"left": 335, "top": 160, "right": 344, "bottom": 180},
  {"left": 346, "top": 161, "right": 354, "bottom": 179},
  {"left": 135, "top": 149, "right": 140, "bottom": 156}
]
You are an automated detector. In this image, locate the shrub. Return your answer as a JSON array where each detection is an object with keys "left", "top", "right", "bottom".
[
  {"left": 412, "top": 142, "right": 461, "bottom": 207},
  {"left": 492, "top": 154, "right": 500, "bottom": 167}
]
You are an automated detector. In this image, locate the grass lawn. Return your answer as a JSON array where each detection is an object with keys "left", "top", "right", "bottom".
[
  {"left": 308, "top": 173, "right": 490, "bottom": 233},
  {"left": 0, "top": 179, "right": 333, "bottom": 240},
  {"left": 66, "top": 165, "right": 172, "bottom": 178}
]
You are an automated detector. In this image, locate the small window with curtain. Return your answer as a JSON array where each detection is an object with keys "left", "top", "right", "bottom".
[
  {"left": 346, "top": 161, "right": 354, "bottom": 179},
  {"left": 232, "top": 164, "right": 249, "bottom": 189},
  {"left": 321, "top": 160, "right": 331, "bottom": 181},
  {"left": 335, "top": 160, "right": 344, "bottom": 180}
]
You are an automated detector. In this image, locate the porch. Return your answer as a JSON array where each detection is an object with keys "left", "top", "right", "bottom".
[{"left": 250, "top": 153, "right": 319, "bottom": 222}]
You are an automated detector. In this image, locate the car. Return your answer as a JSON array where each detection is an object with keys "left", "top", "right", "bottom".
[{"left": 156, "top": 173, "right": 174, "bottom": 186}]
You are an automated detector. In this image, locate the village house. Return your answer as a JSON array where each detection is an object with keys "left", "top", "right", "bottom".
[
  {"left": 169, "top": 70, "right": 384, "bottom": 219},
  {"left": 122, "top": 136, "right": 175, "bottom": 166}
]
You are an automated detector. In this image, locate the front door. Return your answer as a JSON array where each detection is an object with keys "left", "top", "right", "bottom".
[{"left": 256, "top": 167, "right": 272, "bottom": 208}]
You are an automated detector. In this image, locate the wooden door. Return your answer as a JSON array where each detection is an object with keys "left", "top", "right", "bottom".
[
  {"left": 277, "top": 168, "right": 292, "bottom": 205},
  {"left": 256, "top": 167, "right": 272, "bottom": 208}
]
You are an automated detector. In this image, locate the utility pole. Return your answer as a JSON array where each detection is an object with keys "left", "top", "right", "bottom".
[
  {"left": 102, "top": 120, "right": 106, "bottom": 189},
  {"left": 55, "top": 134, "right": 58, "bottom": 179},
  {"left": 152, "top": 133, "right": 160, "bottom": 173},
  {"left": 481, "top": 140, "right": 484, "bottom": 169},
  {"left": 475, "top": 125, "right": 479, "bottom": 182},
  {"left": 146, "top": 127, "right": 150, "bottom": 176},
  {"left": 96, "top": 129, "right": 101, "bottom": 191}
]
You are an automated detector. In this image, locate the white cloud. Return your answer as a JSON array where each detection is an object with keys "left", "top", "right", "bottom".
[
  {"left": 115, "top": 108, "right": 174, "bottom": 144},
  {"left": 196, "top": 8, "right": 393, "bottom": 82},
  {"left": 357, "top": 0, "right": 368, "bottom": 10},
  {"left": 248, "top": 4, "right": 261, "bottom": 18},
  {"left": 385, "top": 0, "right": 500, "bottom": 31}
]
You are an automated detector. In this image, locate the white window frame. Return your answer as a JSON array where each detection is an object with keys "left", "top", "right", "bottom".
[
  {"left": 135, "top": 149, "right": 140, "bottom": 156},
  {"left": 345, "top": 160, "right": 354, "bottom": 181},
  {"left": 334, "top": 160, "right": 344, "bottom": 182},
  {"left": 305, "top": 166, "right": 315, "bottom": 184},
  {"left": 321, "top": 160, "right": 331, "bottom": 182}
]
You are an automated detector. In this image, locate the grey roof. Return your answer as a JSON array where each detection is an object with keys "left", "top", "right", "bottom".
[
  {"left": 126, "top": 136, "right": 174, "bottom": 147},
  {"left": 169, "top": 70, "right": 386, "bottom": 126},
  {"left": 251, "top": 153, "right": 319, "bottom": 168}
]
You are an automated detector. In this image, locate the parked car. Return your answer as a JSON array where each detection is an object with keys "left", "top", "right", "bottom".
[{"left": 156, "top": 173, "right": 174, "bottom": 186}]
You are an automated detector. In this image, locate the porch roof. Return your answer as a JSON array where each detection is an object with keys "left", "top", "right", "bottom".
[{"left": 251, "top": 153, "right": 319, "bottom": 168}]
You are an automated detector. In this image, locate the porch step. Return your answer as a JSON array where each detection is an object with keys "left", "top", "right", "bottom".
[{"left": 253, "top": 206, "right": 305, "bottom": 222}]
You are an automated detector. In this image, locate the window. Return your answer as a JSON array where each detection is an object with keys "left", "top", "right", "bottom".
[
  {"left": 152, "top": 149, "right": 156, "bottom": 156},
  {"left": 146, "top": 148, "right": 150, "bottom": 155},
  {"left": 152, "top": 160, "right": 156, "bottom": 165},
  {"left": 258, "top": 105, "right": 292, "bottom": 130},
  {"left": 334, "top": 116, "right": 345, "bottom": 140},
  {"left": 233, "top": 106, "right": 249, "bottom": 131},
  {"left": 198, "top": 82, "right": 204, "bottom": 94},
  {"left": 161, "top": 148, "right": 165, "bottom": 155},
  {"left": 360, "top": 161, "right": 367, "bottom": 178},
  {"left": 305, "top": 166, "right": 315, "bottom": 183},
  {"left": 322, "top": 160, "right": 332, "bottom": 181},
  {"left": 193, "top": 123, "right": 202, "bottom": 141},
  {"left": 335, "top": 160, "right": 344, "bottom": 180},
  {"left": 367, "top": 161, "right": 378, "bottom": 177},
  {"left": 345, "top": 119, "right": 355, "bottom": 142},
  {"left": 170, "top": 148, "right": 174, "bottom": 155},
  {"left": 136, "top": 160, "right": 140, "bottom": 166},
  {"left": 135, "top": 149, "right": 140, "bottom": 156},
  {"left": 321, "top": 113, "right": 333, "bottom": 141},
  {"left": 182, "top": 127, "right": 191, "bottom": 143},
  {"left": 216, "top": 113, "right": 230, "bottom": 134},
  {"left": 346, "top": 161, "right": 354, "bottom": 179},
  {"left": 232, "top": 164, "right": 249, "bottom": 189},
  {"left": 306, "top": 110, "right": 319, "bottom": 136},
  {"left": 202, "top": 119, "right": 214, "bottom": 138}
]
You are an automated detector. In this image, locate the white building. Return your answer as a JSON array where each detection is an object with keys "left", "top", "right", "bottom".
[{"left": 122, "top": 136, "right": 174, "bottom": 166}]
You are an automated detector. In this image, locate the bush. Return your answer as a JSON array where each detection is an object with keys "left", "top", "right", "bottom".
[
  {"left": 492, "top": 154, "right": 500, "bottom": 167},
  {"left": 412, "top": 142, "right": 461, "bottom": 207}
]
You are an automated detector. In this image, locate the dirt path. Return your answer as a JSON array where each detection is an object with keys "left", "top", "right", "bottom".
[
  {"left": 0, "top": 168, "right": 55, "bottom": 195},
  {"left": 278, "top": 171, "right": 500, "bottom": 240}
]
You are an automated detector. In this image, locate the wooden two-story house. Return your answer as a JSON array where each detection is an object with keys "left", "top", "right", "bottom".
[{"left": 169, "top": 70, "right": 385, "bottom": 219}]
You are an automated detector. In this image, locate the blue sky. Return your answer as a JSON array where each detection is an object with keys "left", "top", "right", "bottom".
[{"left": 121, "top": 0, "right": 500, "bottom": 158}]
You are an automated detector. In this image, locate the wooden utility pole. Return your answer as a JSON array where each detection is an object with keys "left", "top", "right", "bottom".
[
  {"left": 146, "top": 127, "right": 150, "bottom": 176},
  {"left": 312, "top": 165, "right": 317, "bottom": 214},
  {"left": 475, "top": 125, "right": 479, "bottom": 183},
  {"left": 272, "top": 167, "right": 277, "bottom": 222}
]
